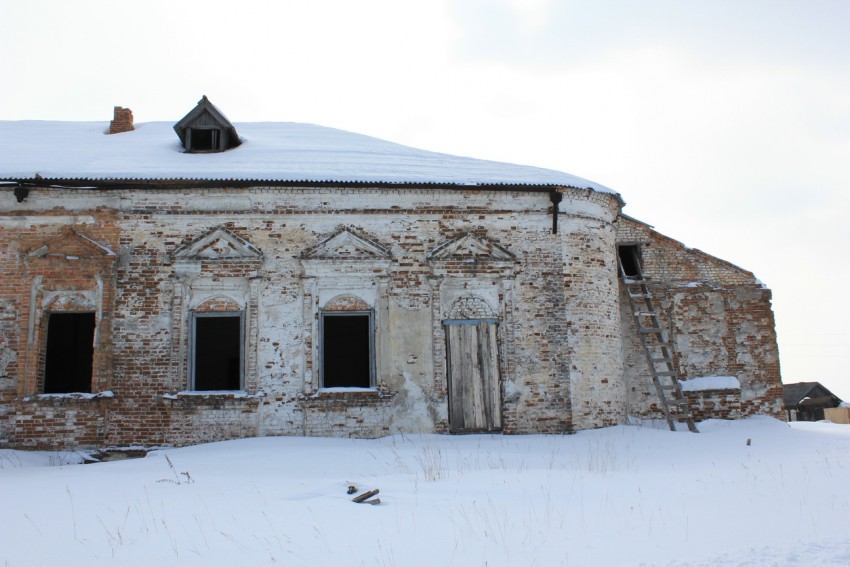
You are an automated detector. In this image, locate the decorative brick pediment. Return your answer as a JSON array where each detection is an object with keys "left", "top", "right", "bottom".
[
  {"left": 323, "top": 294, "right": 371, "bottom": 311},
  {"left": 174, "top": 227, "right": 262, "bottom": 261},
  {"left": 301, "top": 228, "right": 390, "bottom": 260},
  {"left": 428, "top": 233, "right": 515, "bottom": 263},
  {"left": 446, "top": 295, "right": 498, "bottom": 319},
  {"left": 27, "top": 230, "right": 115, "bottom": 260}
]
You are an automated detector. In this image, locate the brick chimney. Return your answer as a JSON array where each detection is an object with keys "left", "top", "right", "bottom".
[{"left": 108, "top": 106, "right": 134, "bottom": 134}]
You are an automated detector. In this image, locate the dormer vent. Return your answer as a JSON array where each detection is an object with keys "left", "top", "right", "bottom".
[{"left": 173, "top": 95, "right": 240, "bottom": 153}]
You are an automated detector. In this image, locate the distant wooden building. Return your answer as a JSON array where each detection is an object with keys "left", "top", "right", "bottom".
[{"left": 783, "top": 382, "right": 842, "bottom": 422}]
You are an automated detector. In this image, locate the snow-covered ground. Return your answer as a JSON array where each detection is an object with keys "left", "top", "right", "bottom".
[{"left": 1, "top": 418, "right": 848, "bottom": 567}]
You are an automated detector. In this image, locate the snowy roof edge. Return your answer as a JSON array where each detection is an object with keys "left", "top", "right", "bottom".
[{"left": 0, "top": 120, "right": 622, "bottom": 203}]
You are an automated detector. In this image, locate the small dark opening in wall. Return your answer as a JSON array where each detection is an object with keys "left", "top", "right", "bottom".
[
  {"left": 194, "top": 315, "right": 242, "bottom": 390},
  {"left": 189, "top": 128, "right": 219, "bottom": 152},
  {"left": 322, "top": 314, "right": 372, "bottom": 388},
  {"left": 44, "top": 313, "right": 95, "bottom": 393},
  {"left": 618, "top": 245, "right": 642, "bottom": 278}
]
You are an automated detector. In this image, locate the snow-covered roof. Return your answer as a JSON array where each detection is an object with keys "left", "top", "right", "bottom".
[{"left": 0, "top": 120, "right": 617, "bottom": 196}]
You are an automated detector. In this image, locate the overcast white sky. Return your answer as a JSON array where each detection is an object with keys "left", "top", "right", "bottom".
[{"left": 2, "top": 0, "right": 849, "bottom": 400}]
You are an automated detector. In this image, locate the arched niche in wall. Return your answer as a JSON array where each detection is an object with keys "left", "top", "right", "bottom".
[
  {"left": 21, "top": 229, "right": 117, "bottom": 395},
  {"left": 170, "top": 226, "right": 263, "bottom": 393},
  {"left": 318, "top": 294, "right": 375, "bottom": 389},
  {"left": 299, "top": 228, "right": 391, "bottom": 393},
  {"left": 426, "top": 232, "right": 517, "bottom": 432}
]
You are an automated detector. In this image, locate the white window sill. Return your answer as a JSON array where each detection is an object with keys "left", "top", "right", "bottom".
[
  {"left": 302, "top": 387, "right": 396, "bottom": 401},
  {"left": 23, "top": 390, "right": 115, "bottom": 402},
  {"left": 162, "top": 390, "right": 266, "bottom": 400},
  {"left": 316, "top": 387, "right": 378, "bottom": 395}
]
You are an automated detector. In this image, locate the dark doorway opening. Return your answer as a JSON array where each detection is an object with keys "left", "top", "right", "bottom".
[
  {"left": 193, "top": 314, "right": 242, "bottom": 390},
  {"left": 189, "top": 128, "right": 219, "bottom": 152},
  {"left": 618, "top": 245, "right": 642, "bottom": 278},
  {"left": 44, "top": 312, "right": 95, "bottom": 393},
  {"left": 321, "top": 313, "right": 372, "bottom": 388}
]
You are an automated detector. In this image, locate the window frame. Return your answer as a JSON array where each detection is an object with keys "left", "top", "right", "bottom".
[
  {"left": 617, "top": 243, "right": 643, "bottom": 278},
  {"left": 42, "top": 311, "right": 96, "bottom": 394},
  {"left": 189, "top": 310, "right": 245, "bottom": 391},
  {"left": 187, "top": 127, "right": 221, "bottom": 152},
  {"left": 318, "top": 310, "right": 376, "bottom": 390}
]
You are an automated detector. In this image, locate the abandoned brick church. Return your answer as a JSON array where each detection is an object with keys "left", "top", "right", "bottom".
[{"left": 0, "top": 98, "right": 783, "bottom": 449}]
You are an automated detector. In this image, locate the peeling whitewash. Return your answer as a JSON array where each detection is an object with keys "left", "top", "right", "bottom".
[
  {"left": 615, "top": 216, "right": 783, "bottom": 422},
  {"left": 0, "top": 185, "right": 783, "bottom": 448}
]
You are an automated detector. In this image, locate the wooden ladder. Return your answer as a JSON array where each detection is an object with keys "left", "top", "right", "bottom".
[{"left": 619, "top": 248, "right": 698, "bottom": 433}]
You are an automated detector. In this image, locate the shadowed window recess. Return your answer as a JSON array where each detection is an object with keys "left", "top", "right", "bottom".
[
  {"left": 192, "top": 313, "right": 243, "bottom": 390},
  {"left": 320, "top": 312, "right": 374, "bottom": 388},
  {"left": 44, "top": 312, "right": 95, "bottom": 393},
  {"left": 618, "top": 244, "right": 642, "bottom": 278},
  {"left": 188, "top": 128, "right": 219, "bottom": 152}
]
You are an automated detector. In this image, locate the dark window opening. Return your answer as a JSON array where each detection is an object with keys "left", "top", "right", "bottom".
[
  {"left": 321, "top": 313, "right": 373, "bottom": 388},
  {"left": 44, "top": 313, "right": 95, "bottom": 393},
  {"left": 189, "top": 128, "right": 220, "bottom": 152},
  {"left": 193, "top": 314, "right": 242, "bottom": 390},
  {"left": 618, "top": 245, "right": 642, "bottom": 278}
]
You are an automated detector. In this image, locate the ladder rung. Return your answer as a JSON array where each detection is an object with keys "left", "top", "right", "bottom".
[
  {"left": 659, "top": 384, "right": 679, "bottom": 390},
  {"left": 633, "top": 311, "right": 657, "bottom": 317},
  {"left": 654, "top": 371, "right": 678, "bottom": 377},
  {"left": 629, "top": 293, "right": 651, "bottom": 298},
  {"left": 639, "top": 327, "right": 663, "bottom": 334}
]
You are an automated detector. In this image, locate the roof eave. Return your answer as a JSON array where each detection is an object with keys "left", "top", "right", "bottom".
[{"left": 3, "top": 176, "right": 608, "bottom": 192}]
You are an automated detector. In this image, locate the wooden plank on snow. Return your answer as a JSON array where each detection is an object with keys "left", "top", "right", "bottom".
[{"left": 352, "top": 488, "right": 380, "bottom": 503}]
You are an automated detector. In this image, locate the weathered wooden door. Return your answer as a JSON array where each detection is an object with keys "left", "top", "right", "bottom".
[{"left": 445, "top": 320, "right": 502, "bottom": 433}]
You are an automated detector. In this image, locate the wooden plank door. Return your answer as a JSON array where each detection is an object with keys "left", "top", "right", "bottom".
[{"left": 445, "top": 321, "right": 502, "bottom": 433}]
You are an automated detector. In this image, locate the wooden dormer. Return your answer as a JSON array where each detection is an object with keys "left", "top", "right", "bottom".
[{"left": 173, "top": 95, "right": 240, "bottom": 153}]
